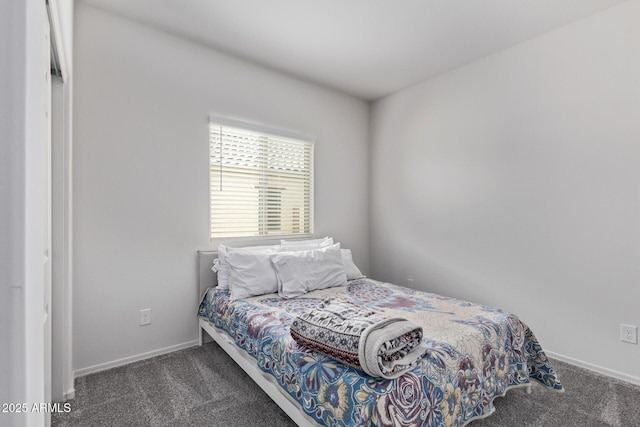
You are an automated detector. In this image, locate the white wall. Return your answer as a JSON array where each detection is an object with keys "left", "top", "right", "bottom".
[
  {"left": 371, "top": 1, "right": 640, "bottom": 381},
  {"left": 0, "top": 0, "right": 51, "bottom": 425},
  {"left": 73, "top": 4, "right": 370, "bottom": 373}
]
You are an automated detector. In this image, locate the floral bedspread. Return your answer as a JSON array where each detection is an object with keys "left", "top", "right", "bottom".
[{"left": 198, "top": 278, "right": 563, "bottom": 427}]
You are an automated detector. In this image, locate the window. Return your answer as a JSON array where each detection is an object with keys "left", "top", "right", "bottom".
[{"left": 209, "top": 118, "right": 314, "bottom": 240}]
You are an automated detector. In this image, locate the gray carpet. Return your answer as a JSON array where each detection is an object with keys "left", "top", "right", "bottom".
[{"left": 52, "top": 342, "right": 640, "bottom": 427}]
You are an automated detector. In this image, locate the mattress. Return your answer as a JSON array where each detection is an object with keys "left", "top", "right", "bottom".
[{"left": 198, "top": 278, "right": 563, "bottom": 427}]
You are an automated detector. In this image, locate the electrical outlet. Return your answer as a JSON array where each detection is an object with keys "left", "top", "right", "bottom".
[
  {"left": 140, "top": 309, "right": 152, "bottom": 326},
  {"left": 620, "top": 324, "right": 637, "bottom": 344}
]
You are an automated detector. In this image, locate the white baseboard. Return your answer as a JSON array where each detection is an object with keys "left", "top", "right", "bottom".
[
  {"left": 64, "top": 388, "right": 75, "bottom": 400},
  {"left": 546, "top": 350, "right": 640, "bottom": 386},
  {"left": 73, "top": 340, "right": 199, "bottom": 378}
]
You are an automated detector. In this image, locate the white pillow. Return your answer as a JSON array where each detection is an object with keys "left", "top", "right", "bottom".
[
  {"left": 216, "top": 243, "right": 278, "bottom": 291},
  {"left": 269, "top": 243, "right": 347, "bottom": 298},
  {"left": 226, "top": 246, "right": 280, "bottom": 300},
  {"left": 214, "top": 244, "right": 230, "bottom": 290},
  {"left": 280, "top": 236, "right": 333, "bottom": 247},
  {"left": 341, "top": 249, "right": 365, "bottom": 280},
  {"left": 280, "top": 237, "right": 333, "bottom": 254}
]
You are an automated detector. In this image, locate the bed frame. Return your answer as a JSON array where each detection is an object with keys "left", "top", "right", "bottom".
[
  {"left": 197, "top": 251, "right": 318, "bottom": 427},
  {"left": 197, "top": 251, "right": 532, "bottom": 427}
]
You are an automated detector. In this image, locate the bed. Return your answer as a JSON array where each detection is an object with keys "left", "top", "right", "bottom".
[{"left": 197, "top": 250, "right": 563, "bottom": 427}]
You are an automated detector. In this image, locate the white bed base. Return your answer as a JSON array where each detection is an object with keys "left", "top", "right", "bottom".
[
  {"left": 197, "top": 250, "right": 318, "bottom": 427},
  {"left": 198, "top": 319, "right": 318, "bottom": 427}
]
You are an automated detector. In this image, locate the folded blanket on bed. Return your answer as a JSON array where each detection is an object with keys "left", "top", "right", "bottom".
[{"left": 290, "top": 298, "right": 428, "bottom": 379}]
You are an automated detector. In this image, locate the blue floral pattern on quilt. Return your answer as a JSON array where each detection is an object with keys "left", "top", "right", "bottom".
[{"left": 198, "top": 278, "right": 563, "bottom": 426}]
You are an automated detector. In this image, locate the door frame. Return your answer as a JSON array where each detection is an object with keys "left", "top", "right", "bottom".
[{"left": 47, "top": 0, "right": 74, "bottom": 403}]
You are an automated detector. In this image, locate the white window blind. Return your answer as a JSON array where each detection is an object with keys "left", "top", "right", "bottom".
[{"left": 209, "top": 120, "right": 314, "bottom": 240}]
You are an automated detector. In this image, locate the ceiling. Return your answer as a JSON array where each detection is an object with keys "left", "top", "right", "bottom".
[{"left": 80, "top": 0, "right": 628, "bottom": 100}]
